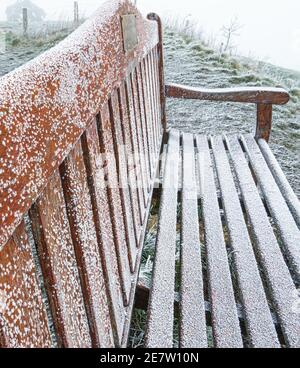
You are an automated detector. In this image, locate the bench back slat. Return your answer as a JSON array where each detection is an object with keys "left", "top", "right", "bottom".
[
  {"left": 29, "top": 171, "right": 92, "bottom": 348},
  {"left": 60, "top": 141, "right": 114, "bottom": 348},
  {"left": 145, "top": 52, "right": 159, "bottom": 155},
  {"left": 126, "top": 78, "right": 147, "bottom": 217},
  {"left": 98, "top": 102, "right": 133, "bottom": 292},
  {"left": 140, "top": 61, "right": 156, "bottom": 178},
  {"left": 119, "top": 82, "right": 143, "bottom": 238},
  {"left": 136, "top": 64, "right": 152, "bottom": 180},
  {"left": 82, "top": 121, "right": 126, "bottom": 346},
  {"left": 0, "top": 220, "right": 52, "bottom": 348},
  {"left": 110, "top": 91, "right": 138, "bottom": 259},
  {"left": 150, "top": 48, "right": 163, "bottom": 143},
  {"left": 0, "top": 0, "right": 158, "bottom": 250},
  {"left": 130, "top": 71, "right": 149, "bottom": 200},
  {"left": 0, "top": 0, "right": 163, "bottom": 347}
]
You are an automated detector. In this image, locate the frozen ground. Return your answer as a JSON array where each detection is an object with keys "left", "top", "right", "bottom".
[
  {"left": 0, "top": 28, "right": 71, "bottom": 76},
  {"left": 164, "top": 30, "right": 300, "bottom": 197}
]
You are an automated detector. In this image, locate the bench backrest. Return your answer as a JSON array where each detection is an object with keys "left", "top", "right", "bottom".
[{"left": 0, "top": 0, "right": 163, "bottom": 347}]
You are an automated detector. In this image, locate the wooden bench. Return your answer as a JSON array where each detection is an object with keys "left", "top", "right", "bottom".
[{"left": 0, "top": 0, "right": 299, "bottom": 348}]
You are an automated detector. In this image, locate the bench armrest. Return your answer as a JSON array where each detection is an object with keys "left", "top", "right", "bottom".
[
  {"left": 165, "top": 83, "right": 290, "bottom": 105},
  {"left": 165, "top": 83, "right": 290, "bottom": 142}
]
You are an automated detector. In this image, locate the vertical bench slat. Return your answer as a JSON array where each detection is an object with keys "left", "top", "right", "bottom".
[
  {"left": 140, "top": 60, "right": 156, "bottom": 180},
  {"left": 0, "top": 220, "right": 52, "bottom": 348},
  {"left": 226, "top": 135, "right": 300, "bottom": 348},
  {"left": 119, "top": 83, "right": 143, "bottom": 240},
  {"left": 109, "top": 92, "right": 138, "bottom": 267},
  {"left": 83, "top": 121, "right": 126, "bottom": 345},
  {"left": 148, "top": 50, "right": 160, "bottom": 150},
  {"left": 242, "top": 135, "right": 300, "bottom": 280},
  {"left": 144, "top": 53, "right": 158, "bottom": 156},
  {"left": 98, "top": 104, "right": 133, "bottom": 293},
  {"left": 180, "top": 133, "right": 207, "bottom": 348},
  {"left": 29, "top": 171, "right": 92, "bottom": 348},
  {"left": 211, "top": 135, "right": 280, "bottom": 348},
  {"left": 151, "top": 47, "right": 163, "bottom": 138},
  {"left": 60, "top": 141, "right": 114, "bottom": 348},
  {"left": 145, "top": 130, "right": 180, "bottom": 348},
  {"left": 136, "top": 64, "right": 153, "bottom": 187},
  {"left": 130, "top": 71, "right": 150, "bottom": 203},
  {"left": 258, "top": 138, "right": 300, "bottom": 227},
  {"left": 196, "top": 135, "right": 243, "bottom": 348},
  {"left": 126, "top": 78, "right": 147, "bottom": 216}
]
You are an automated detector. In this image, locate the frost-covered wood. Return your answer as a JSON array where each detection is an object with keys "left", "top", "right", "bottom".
[
  {"left": 0, "top": 0, "right": 298, "bottom": 349},
  {"left": 60, "top": 141, "right": 114, "bottom": 347},
  {"left": 180, "top": 133, "right": 207, "bottom": 348},
  {"left": 226, "top": 135, "right": 300, "bottom": 348},
  {"left": 29, "top": 171, "right": 92, "bottom": 348},
  {"left": 143, "top": 130, "right": 299, "bottom": 348},
  {"left": 0, "top": 221, "right": 52, "bottom": 348},
  {"left": 0, "top": 0, "right": 162, "bottom": 347},
  {"left": 145, "top": 130, "right": 180, "bottom": 348},
  {"left": 242, "top": 135, "right": 300, "bottom": 280},
  {"left": 165, "top": 83, "right": 290, "bottom": 105},
  {"left": 0, "top": 0, "right": 159, "bottom": 250},
  {"left": 197, "top": 135, "right": 243, "bottom": 348}
]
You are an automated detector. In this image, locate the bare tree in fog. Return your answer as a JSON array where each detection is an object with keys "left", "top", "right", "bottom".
[{"left": 221, "top": 17, "right": 243, "bottom": 54}]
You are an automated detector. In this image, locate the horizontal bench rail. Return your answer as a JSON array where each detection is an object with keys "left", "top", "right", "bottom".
[
  {"left": 165, "top": 83, "right": 290, "bottom": 142},
  {"left": 165, "top": 83, "right": 290, "bottom": 105}
]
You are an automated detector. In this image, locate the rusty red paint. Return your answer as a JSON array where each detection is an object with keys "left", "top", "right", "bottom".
[{"left": 0, "top": 0, "right": 158, "bottom": 250}]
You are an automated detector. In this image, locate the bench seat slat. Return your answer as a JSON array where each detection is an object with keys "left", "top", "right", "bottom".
[
  {"left": 242, "top": 135, "right": 300, "bottom": 281},
  {"left": 180, "top": 133, "right": 207, "bottom": 348},
  {"left": 226, "top": 135, "right": 300, "bottom": 348},
  {"left": 211, "top": 135, "right": 280, "bottom": 348},
  {"left": 258, "top": 138, "right": 300, "bottom": 227},
  {"left": 145, "top": 130, "right": 180, "bottom": 348},
  {"left": 0, "top": 221, "right": 52, "bottom": 348},
  {"left": 196, "top": 135, "right": 243, "bottom": 348},
  {"left": 30, "top": 171, "right": 92, "bottom": 348},
  {"left": 60, "top": 141, "right": 114, "bottom": 348}
]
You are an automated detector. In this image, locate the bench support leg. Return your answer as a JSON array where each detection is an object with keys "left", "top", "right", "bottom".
[{"left": 256, "top": 103, "right": 273, "bottom": 142}]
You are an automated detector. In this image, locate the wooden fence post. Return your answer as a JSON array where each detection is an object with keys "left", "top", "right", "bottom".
[
  {"left": 74, "top": 2, "right": 79, "bottom": 27},
  {"left": 23, "top": 8, "right": 28, "bottom": 37}
]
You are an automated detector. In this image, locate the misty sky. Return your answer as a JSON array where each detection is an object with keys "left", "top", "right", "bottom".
[{"left": 0, "top": 0, "right": 299, "bottom": 71}]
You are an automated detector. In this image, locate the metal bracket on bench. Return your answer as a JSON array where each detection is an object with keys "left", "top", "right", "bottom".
[{"left": 121, "top": 14, "right": 138, "bottom": 53}]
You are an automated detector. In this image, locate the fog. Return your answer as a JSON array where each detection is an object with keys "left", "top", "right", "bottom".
[{"left": 0, "top": 0, "right": 299, "bottom": 71}]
